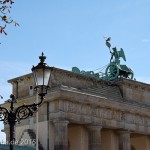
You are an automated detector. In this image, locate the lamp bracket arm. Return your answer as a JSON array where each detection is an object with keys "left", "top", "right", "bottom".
[{"left": 14, "top": 98, "right": 43, "bottom": 122}]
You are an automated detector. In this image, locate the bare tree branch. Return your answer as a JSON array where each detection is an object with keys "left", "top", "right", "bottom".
[{"left": 0, "top": 0, "right": 19, "bottom": 39}]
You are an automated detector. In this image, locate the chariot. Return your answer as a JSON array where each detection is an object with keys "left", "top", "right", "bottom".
[
  {"left": 105, "top": 61, "right": 134, "bottom": 80},
  {"left": 72, "top": 37, "right": 134, "bottom": 81}
]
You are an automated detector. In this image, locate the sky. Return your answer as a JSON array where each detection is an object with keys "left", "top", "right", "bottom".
[{"left": 0, "top": 0, "right": 150, "bottom": 142}]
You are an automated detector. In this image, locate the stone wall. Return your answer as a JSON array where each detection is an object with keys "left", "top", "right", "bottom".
[
  {"left": 5, "top": 67, "right": 150, "bottom": 150},
  {"left": 118, "top": 78, "right": 150, "bottom": 105}
]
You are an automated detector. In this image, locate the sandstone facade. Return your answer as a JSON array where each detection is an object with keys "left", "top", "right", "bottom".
[{"left": 4, "top": 67, "right": 150, "bottom": 150}]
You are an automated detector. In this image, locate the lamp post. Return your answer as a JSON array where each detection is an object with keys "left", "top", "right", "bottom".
[{"left": 0, "top": 52, "right": 52, "bottom": 150}]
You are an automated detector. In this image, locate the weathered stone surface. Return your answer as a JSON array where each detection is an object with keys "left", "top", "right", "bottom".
[
  {"left": 87, "top": 125, "right": 102, "bottom": 150},
  {"left": 118, "top": 131, "right": 131, "bottom": 150},
  {"left": 118, "top": 78, "right": 150, "bottom": 105},
  {"left": 53, "top": 120, "right": 69, "bottom": 150},
  {"left": 5, "top": 67, "right": 150, "bottom": 150}
]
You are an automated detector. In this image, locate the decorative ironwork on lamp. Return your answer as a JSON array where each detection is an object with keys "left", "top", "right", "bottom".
[{"left": 0, "top": 52, "right": 52, "bottom": 150}]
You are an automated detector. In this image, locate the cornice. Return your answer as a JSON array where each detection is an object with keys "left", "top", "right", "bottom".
[
  {"left": 116, "top": 78, "right": 150, "bottom": 91},
  {"left": 8, "top": 73, "right": 33, "bottom": 84}
]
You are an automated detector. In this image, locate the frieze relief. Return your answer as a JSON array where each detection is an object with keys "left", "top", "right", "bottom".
[
  {"left": 58, "top": 100, "right": 150, "bottom": 127},
  {"left": 67, "top": 101, "right": 74, "bottom": 112}
]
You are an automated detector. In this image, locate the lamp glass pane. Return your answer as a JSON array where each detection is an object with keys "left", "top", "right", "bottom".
[
  {"left": 33, "top": 69, "right": 38, "bottom": 86},
  {"left": 44, "top": 68, "right": 51, "bottom": 86},
  {"left": 34, "top": 68, "right": 44, "bottom": 86}
]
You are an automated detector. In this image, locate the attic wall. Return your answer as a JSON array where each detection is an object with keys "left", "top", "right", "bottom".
[{"left": 118, "top": 79, "right": 150, "bottom": 105}]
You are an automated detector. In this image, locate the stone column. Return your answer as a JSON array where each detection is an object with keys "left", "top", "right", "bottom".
[
  {"left": 87, "top": 125, "right": 102, "bottom": 150},
  {"left": 118, "top": 131, "right": 131, "bottom": 150},
  {"left": 53, "top": 120, "right": 69, "bottom": 150}
]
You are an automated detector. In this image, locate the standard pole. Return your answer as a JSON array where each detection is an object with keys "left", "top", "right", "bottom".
[
  {"left": 36, "top": 93, "right": 39, "bottom": 150},
  {"left": 9, "top": 99, "right": 16, "bottom": 150},
  {"left": 9, "top": 120, "right": 15, "bottom": 150}
]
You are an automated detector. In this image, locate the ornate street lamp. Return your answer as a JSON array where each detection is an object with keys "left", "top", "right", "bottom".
[
  {"left": 0, "top": 53, "right": 52, "bottom": 150},
  {"left": 32, "top": 52, "right": 52, "bottom": 97}
]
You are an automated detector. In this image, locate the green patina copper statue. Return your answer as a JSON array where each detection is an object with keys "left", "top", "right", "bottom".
[
  {"left": 72, "top": 37, "right": 134, "bottom": 81},
  {"left": 104, "top": 37, "right": 134, "bottom": 80},
  {"left": 72, "top": 67, "right": 100, "bottom": 79},
  {"left": 105, "top": 37, "right": 126, "bottom": 64}
]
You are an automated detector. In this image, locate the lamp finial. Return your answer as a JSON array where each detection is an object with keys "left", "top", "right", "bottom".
[{"left": 39, "top": 52, "right": 46, "bottom": 63}]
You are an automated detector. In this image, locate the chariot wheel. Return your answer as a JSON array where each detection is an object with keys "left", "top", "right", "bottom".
[{"left": 105, "top": 64, "right": 119, "bottom": 80}]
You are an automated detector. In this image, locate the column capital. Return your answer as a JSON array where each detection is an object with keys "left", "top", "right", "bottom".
[{"left": 87, "top": 124, "right": 103, "bottom": 131}]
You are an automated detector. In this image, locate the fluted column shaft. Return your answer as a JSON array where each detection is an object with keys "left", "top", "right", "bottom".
[
  {"left": 118, "top": 131, "right": 131, "bottom": 150},
  {"left": 53, "top": 120, "right": 69, "bottom": 150},
  {"left": 87, "top": 125, "right": 102, "bottom": 150}
]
